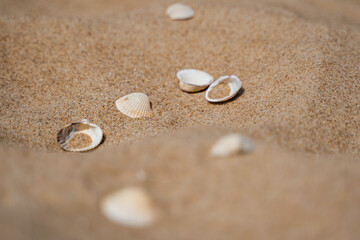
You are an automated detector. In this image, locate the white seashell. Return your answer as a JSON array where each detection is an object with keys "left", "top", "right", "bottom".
[
  {"left": 166, "top": 3, "right": 194, "bottom": 20},
  {"left": 177, "top": 69, "right": 214, "bottom": 92},
  {"left": 211, "top": 134, "right": 253, "bottom": 157},
  {"left": 101, "top": 187, "right": 157, "bottom": 228},
  {"left": 115, "top": 93, "right": 152, "bottom": 118},
  {"left": 205, "top": 75, "right": 242, "bottom": 103},
  {"left": 57, "top": 119, "right": 103, "bottom": 152}
]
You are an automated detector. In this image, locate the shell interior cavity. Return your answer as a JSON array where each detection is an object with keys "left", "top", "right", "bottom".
[
  {"left": 101, "top": 187, "right": 157, "bottom": 228},
  {"left": 115, "top": 92, "right": 152, "bottom": 118},
  {"left": 166, "top": 3, "right": 194, "bottom": 20},
  {"left": 177, "top": 69, "right": 214, "bottom": 92},
  {"left": 57, "top": 119, "right": 103, "bottom": 152},
  {"left": 205, "top": 75, "right": 242, "bottom": 103},
  {"left": 211, "top": 134, "right": 253, "bottom": 157}
]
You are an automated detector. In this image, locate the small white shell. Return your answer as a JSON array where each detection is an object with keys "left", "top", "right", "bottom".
[
  {"left": 166, "top": 3, "right": 194, "bottom": 20},
  {"left": 211, "top": 134, "right": 253, "bottom": 157},
  {"left": 205, "top": 75, "right": 242, "bottom": 103},
  {"left": 101, "top": 187, "right": 157, "bottom": 228},
  {"left": 177, "top": 69, "right": 214, "bottom": 92},
  {"left": 57, "top": 119, "right": 103, "bottom": 152},
  {"left": 115, "top": 93, "right": 152, "bottom": 118}
]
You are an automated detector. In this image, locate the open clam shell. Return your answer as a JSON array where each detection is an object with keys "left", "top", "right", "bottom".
[
  {"left": 57, "top": 119, "right": 103, "bottom": 152},
  {"left": 177, "top": 69, "right": 214, "bottom": 93},
  {"left": 101, "top": 187, "right": 157, "bottom": 228},
  {"left": 166, "top": 3, "right": 194, "bottom": 20},
  {"left": 211, "top": 134, "right": 253, "bottom": 157},
  {"left": 115, "top": 93, "right": 152, "bottom": 118},
  {"left": 205, "top": 75, "right": 242, "bottom": 103}
]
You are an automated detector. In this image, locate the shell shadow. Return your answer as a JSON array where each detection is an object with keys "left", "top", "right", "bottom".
[
  {"left": 181, "top": 88, "right": 208, "bottom": 94},
  {"left": 209, "top": 87, "right": 245, "bottom": 105},
  {"left": 100, "top": 134, "right": 106, "bottom": 145}
]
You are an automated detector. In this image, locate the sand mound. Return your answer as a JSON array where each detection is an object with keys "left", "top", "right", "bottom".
[
  {"left": 1, "top": 1, "right": 360, "bottom": 153},
  {"left": 1, "top": 127, "right": 360, "bottom": 239}
]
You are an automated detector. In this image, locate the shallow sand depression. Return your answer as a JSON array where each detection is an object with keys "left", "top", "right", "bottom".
[{"left": 1, "top": 0, "right": 360, "bottom": 239}]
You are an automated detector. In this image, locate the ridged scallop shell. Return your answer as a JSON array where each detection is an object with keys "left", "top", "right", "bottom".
[
  {"left": 211, "top": 134, "right": 253, "bottom": 157},
  {"left": 177, "top": 69, "right": 214, "bottom": 92},
  {"left": 115, "top": 93, "right": 152, "bottom": 118},
  {"left": 205, "top": 75, "right": 242, "bottom": 103},
  {"left": 57, "top": 119, "right": 103, "bottom": 152},
  {"left": 101, "top": 187, "right": 157, "bottom": 228},
  {"left": 166, "top": 3, "right": 194, "bottom": 20}
]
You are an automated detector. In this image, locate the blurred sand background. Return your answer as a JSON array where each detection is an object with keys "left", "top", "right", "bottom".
[{"left": 1, "top": 0, "right": 360, "bottom": 239}]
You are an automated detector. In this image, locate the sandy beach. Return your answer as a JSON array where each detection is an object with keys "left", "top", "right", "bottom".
[{"left": 1, "top": 0, "right": 360, "bottom": 239}]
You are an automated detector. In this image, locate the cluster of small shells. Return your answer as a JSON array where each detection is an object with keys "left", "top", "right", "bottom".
[
  {"left": 57, "top": 2, "right": 198, "bottom": 152},
  {"left": 56, "top": 92, "right": 152, "bottom": 152},
  {"left": 177, "top": 69, "right": 242, "bottom": 103},
  {"left": 166, "top": 5, "right": 242, "bottom": 102},
  {"left": 55, "top": 2, "right": 253, "bottom": 230},
  {"left": 56, "top": 3, "right": 243, "bottom": 152}
]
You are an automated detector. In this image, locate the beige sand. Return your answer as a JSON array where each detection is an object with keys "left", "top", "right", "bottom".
[
  {"left": 1, "top": 0, "right": 360, "bottom": 239},
  {"left": 1, "top": 128, "right": 360, "bottom": 239}
]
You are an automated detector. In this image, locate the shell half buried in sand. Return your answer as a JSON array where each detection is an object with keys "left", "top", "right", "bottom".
[
  {"left": 115, "top": 92, "right": 152, "bottom": 118},
  {"left": 205, "top": 75, "right": 242, "bottom": 103},
  {"left": 177, "top": 69, "right": 214, "bottom": 92},
  {"left": 166, "top": 3, "right": 194, "bottom": 20},
  {"left": 101, "top": 187, "right": 157, "bottom": 228},
  {"left": 211, "top": 134, "right": 253, "bottom": 157},
  {"left": 57, "top": 119, "right": 103, "bottom": 152}
]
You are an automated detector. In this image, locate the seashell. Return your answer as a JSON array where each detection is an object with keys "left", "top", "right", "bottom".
[
  {"left": 205, "top": 75, "right": 242, "bottom": 103},
  {"left": 115, "top": 93, "right": 152, "bottom": 118},
  {"left": 101, "top": 187, "right": 157, "bottom": 228},
  {"left": 177, "top": 69, "right": 214, "bottom": 92},
  {"left": 211, "top": 134, "right": 253, "bottom": 157},
  {"left": 57, "top": 119, "right": 103, "bottom": 152},
  {"left": 166, "top": 3, "right": 194, "bottom": 20}
]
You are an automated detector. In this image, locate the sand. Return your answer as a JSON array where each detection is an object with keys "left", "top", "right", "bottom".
[
  {"left": 1, "top": 128, "right": 360, "bottom": 239},
  {"left": 1, "top": 0, "right": 360, "bottom": 239},
  {"left": 67, "top": 133, "right": 93, "bottom": 150},
  {"left": 208, "top": 82, "right": 231, "bottom": 99}
]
